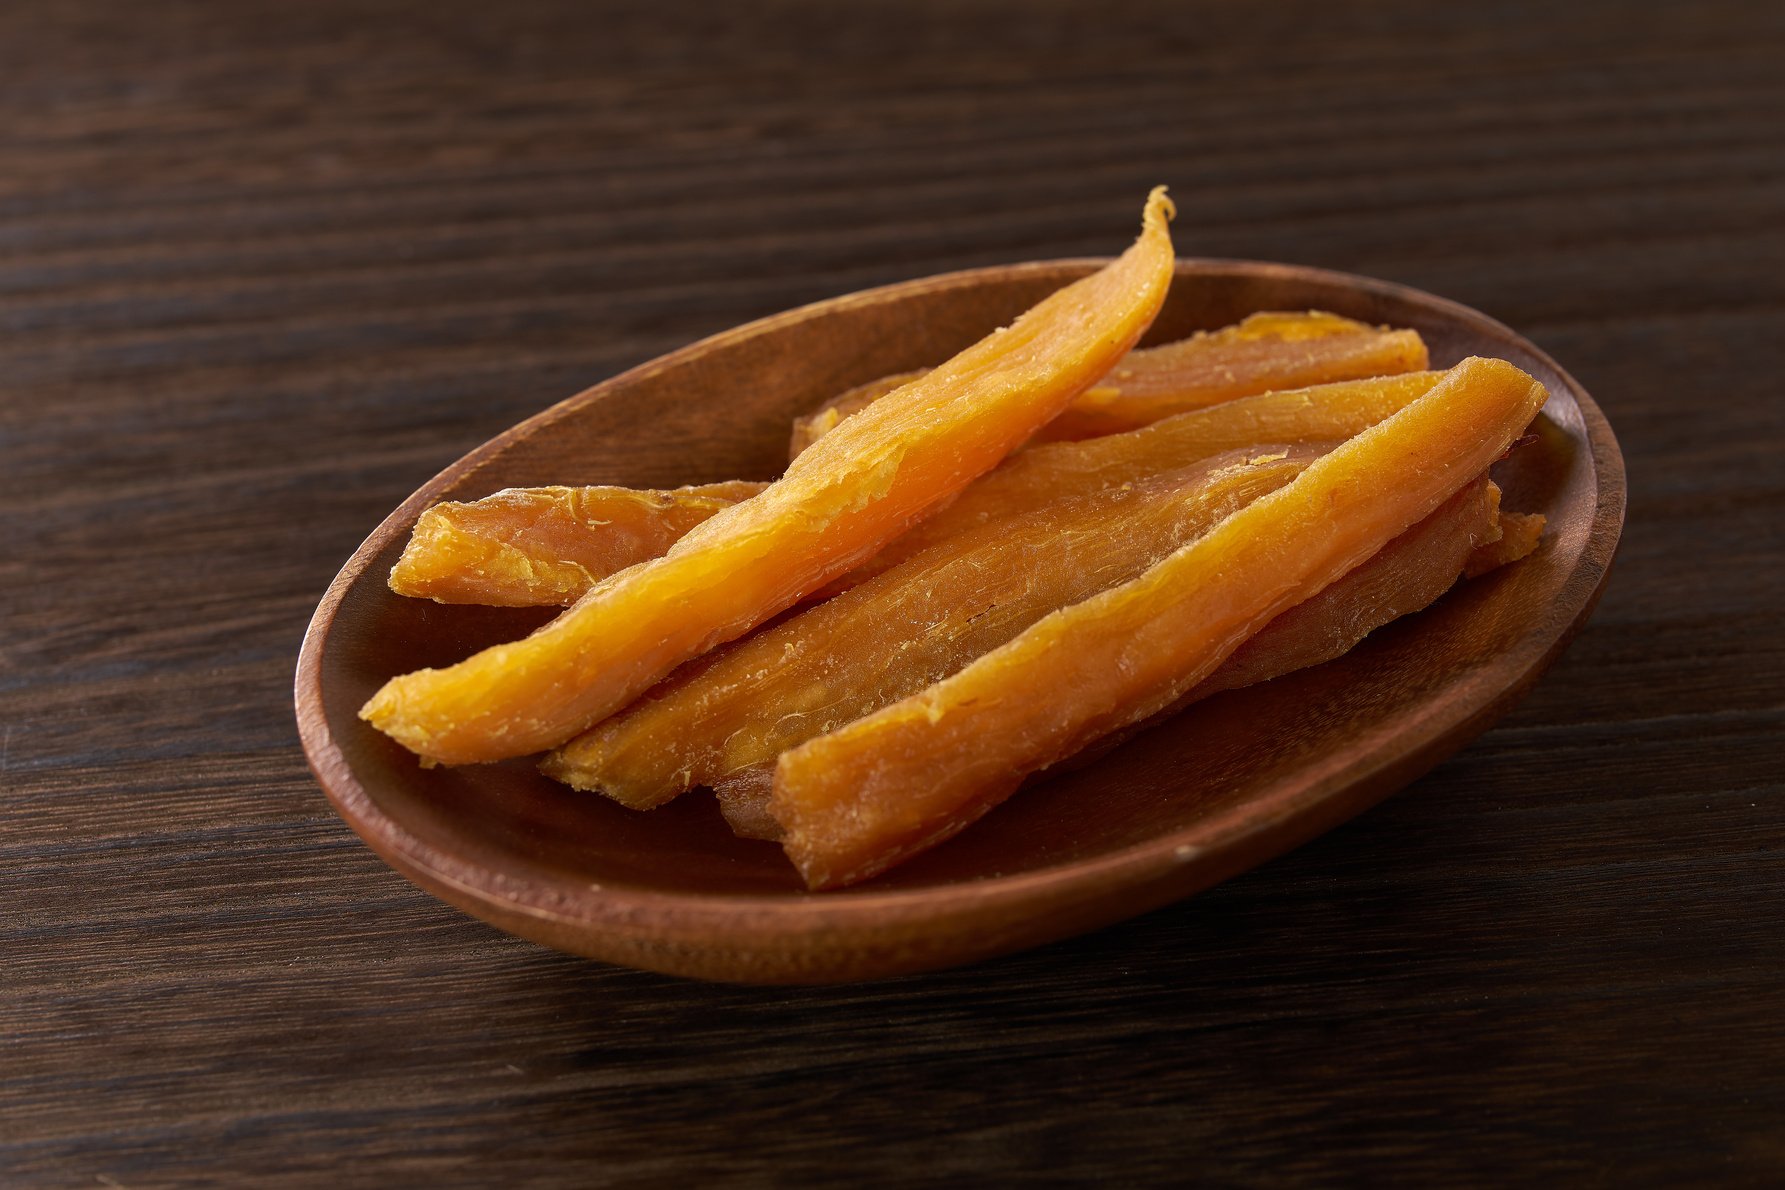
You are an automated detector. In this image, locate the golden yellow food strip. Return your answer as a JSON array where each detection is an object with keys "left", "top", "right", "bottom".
[
  {"left": 359, "top": 188, "right": 1177, "bottom": 764},
  {"left": 393, "top": 373, "right": 1440, "bottom": 611},
  {"left": 836, "top": 370, "right": 1443, "bottom": 589},
  {"left": 713, "top": 474, "right": 1506, "bottom": 844},
  {"left": 1194, "top": 477, "right": 1501, "bottom": 697},
  {"left": 388, "top": 481, "right": 768, "bottom": 606},
  {"left": 542, "top": 449, "right": 1312, "bottom": 808},
  {"left": 1465, "top": 510, "right": 1546, "bottom": 578},
  {"left": 1039, "top": 310, "right": 1430, "bottom": 440},
  {"left": 772, "top": 356, "right": 1548, "bottom": 889},
  {"left": 787, "top": 371, "right": 925, "bottom": 459},
  {"left": 788, "top": 311, "right": 1429, "bottom": 456}
]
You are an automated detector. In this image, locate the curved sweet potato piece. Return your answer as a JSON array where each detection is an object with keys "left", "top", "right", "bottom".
[
  {"left": 787, "top": 311, "right": 1429, "bottom": 458},
  {"left": 773, "top": 357, "right": 1548, "bottom": 889},
  {"left": 1194, "top": 477, "right": 1501, "bottom": 697},
  {"left": 1039, "top": 311, "right": 1430, "bottom": 441},
  {"left": 388, "top": 481, "right": 768, "bottom": 606},
  {"left": 787, "top": 371, "right": 925, "bottom": 459},
  {"left": 834, "top": 370, "right": 1442, "bottom": 591},
  {"left": 543, "top": 448, "right": 1313, "bottom": 809},
  {"left": 714, "top": 473, "right": 1506, "bottom": 843},
  {"left": 360, "top": 188, "right": 1178, "bottom": 764},
  {"left": 714, "top": 768, "right": 782, "bottom": 842},
  {"left": 404, "top": 372, "right": 1441, "bottom": 611},
  {"left": 1466, "top": 510, "right": 1546, "bottom": 578}
]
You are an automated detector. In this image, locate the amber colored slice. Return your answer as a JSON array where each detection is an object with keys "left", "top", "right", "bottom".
[
  {"left": 359, "top": 188, "right": 1177, "bottom": 764},
  {"left": 542, "top": 449, "right": 1313, "bottom": 809},
  {"left": 787, "top": 311, "right": 1429, "bottom": 458},
  {"left": 388, "top": 481, "right": 769, "bottom": 606},
  {"left": 772, "top": 356, "right": 1548, "bottom": 889},
  {"left": 836, "top": 370, "right": 1443, "bottom": 590},
  {"left": 1465, "top": 510, "right": 1546, "bottom": 578},
  {"left": 1039, "top": 311, "right": 1430, "bottom": 441},
  {"left": 788, "top": 371, "right": 925, "bottom": 459},
  {"left": 714, "top": 769, "right": 783, "bottom": 841},
  {"left": 715, "top": 474, "right": 1505, "bottom": 844},
  {"left": 396, "top": 372, "right": 1440, "bottom": 611},
  {"left": 1195, "top": 477, "right": 1500, "bottom": 697}
]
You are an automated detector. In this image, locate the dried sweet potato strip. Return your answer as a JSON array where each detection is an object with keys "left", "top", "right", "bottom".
[
  {"left": 542, "top": 449, "right": 1313, "bottom": 809},
  {"left": 1195, "top": 477, "right": 1500, "bottom": 697},
  {"left": 360, "top": 188, "right": 1177, "bottom": 765},
  {"left": 772, "top": 356, "right": 1548, "bottom": 889},
  {"left": 836, "top": 370, "right": 1442, "bottom": 589},
  {"left": 1038, "top": 311, "right": 1430, "bottom": 441},
  {"left": 715, "top": 769, "right": 783, "bottom": 841},
  {"left": 788, "top": 371, "right": 925, "bottom": 459},
  {"left": 1465, "top": 510, "right": 1546, "bottom": 578},
  {"left": 403, "top": 372, "right": 1440, "bottom": 611},
  {"left": 388, "top": 481, "right": 769, "bottom": 606},
  {"left": 788, "top": 312, "right": 1429, "bottom": 457},
  {"left": 714, "top": 473, "right": 1502, "bottom": 844}
]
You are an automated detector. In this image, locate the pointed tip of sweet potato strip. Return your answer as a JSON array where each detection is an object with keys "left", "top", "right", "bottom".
[
  {"left": 1145, "top": 184, "right": 1176, "bottom": 225},
  {"left": 361, "top": 188, "right": 1178, "bottom": 765}
]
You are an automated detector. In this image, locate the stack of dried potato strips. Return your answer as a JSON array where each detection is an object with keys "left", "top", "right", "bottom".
[{"left": 362, "top": 188, "right": 1549, "bottom": 890}]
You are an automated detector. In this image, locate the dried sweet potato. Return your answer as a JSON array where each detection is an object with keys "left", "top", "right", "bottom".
[
  {"left": 714, "top": 771, "right": 783, "bottom": 841},
  {"left": 836, "top": 370, "right": 1442, "bottom": 589},
  {"left": 393, "top": 372, "right": 1440, "bottom": 610},
  {"left": 713, "top": 474, "right": 1508, "bottom": 843},
  {"left": 542, "top": 448, "right": 1314, "bottom": 809},
  {"left": 360, "top": 188, "right": 1178, "bottom": 765},
  {"left": 1465, "top": 510, "right": 1546, "bottom": 578},
  {"left": 787, "top": 371, "right": 925, "bottom": 459},
  {"left": 388, "top": 481, "right": 768, "bottom": 606},
  {"left": 772, "top": 356, "right": 1548, "bottom": 889},
  {"left": 1040, "top": 310, "right": 1430, "bottom": 441},
  {"left": 787, "top": 311, "right": 1429, "bottom": 457},
  {"left": 1194, "top": 476, "right": 1502, "bottom": 697}
]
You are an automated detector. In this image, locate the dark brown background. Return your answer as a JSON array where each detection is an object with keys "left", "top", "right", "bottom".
[{"left": 4, "top": 0, "right": 1782, "bottom": 1185}]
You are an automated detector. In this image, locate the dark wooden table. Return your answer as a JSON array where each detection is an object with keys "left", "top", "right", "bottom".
[{"left": 6, "top": 1, "right": 1782, "bottom": 1184}]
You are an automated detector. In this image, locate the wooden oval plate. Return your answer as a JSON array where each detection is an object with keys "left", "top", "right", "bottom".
[{"left": 296, "top": 259, "right": 1625, "bottom": 984}]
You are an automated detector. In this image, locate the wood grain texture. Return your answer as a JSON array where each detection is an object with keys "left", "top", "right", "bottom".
[{"left": 3, "top": 0, "right": 1781, "bottom": 1184}]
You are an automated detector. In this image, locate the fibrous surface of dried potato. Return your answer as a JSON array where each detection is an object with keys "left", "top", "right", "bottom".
[
  {"left": 360, "top": 188, "right": 1178, "bottom": 764},
  {"left": 388, "top": 481, "right": 766, "bottom": 606},
  {"left": 545, "top": 449, "right": 1312, "bottom": 809},
  {"left": 773, "top": 357, "right": 1549, "bottom": 889}
]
